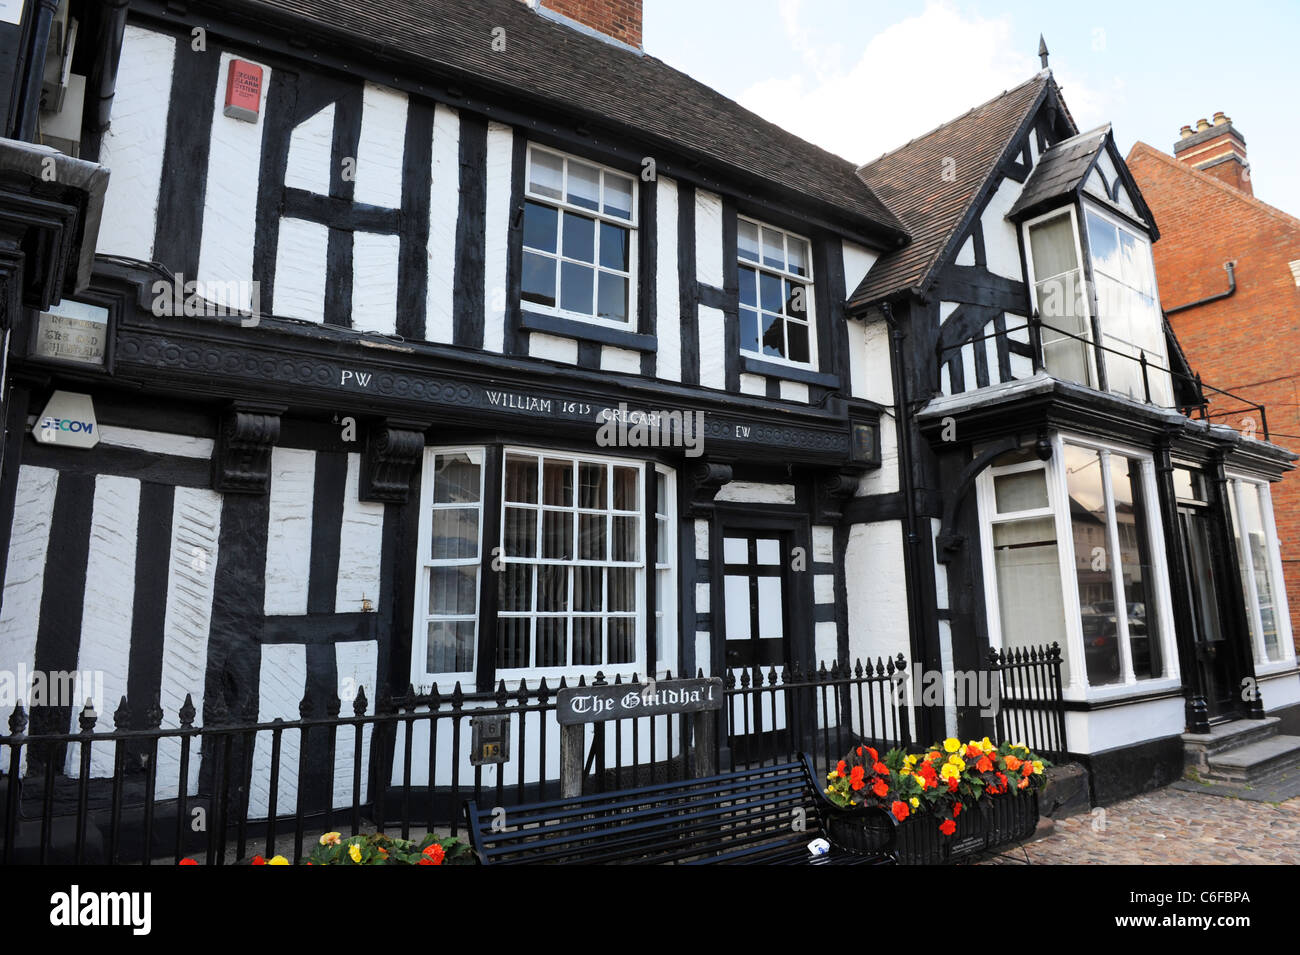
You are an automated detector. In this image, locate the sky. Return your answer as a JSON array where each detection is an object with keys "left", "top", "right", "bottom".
[{"left": 642, "top": 0, "right": 1300, "bottom": 218}]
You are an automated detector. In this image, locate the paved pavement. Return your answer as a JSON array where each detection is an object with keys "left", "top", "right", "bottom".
[{"left": 977, "top": 786, "right": 1300, "bottom": 865}]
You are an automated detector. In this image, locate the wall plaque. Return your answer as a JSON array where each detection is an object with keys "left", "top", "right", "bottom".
[
  {"left": 557, "top": 677, "right": 723, "bottom": 725},
  {"left": 34, "top": 299, "right": 108, "bottom": 366}
]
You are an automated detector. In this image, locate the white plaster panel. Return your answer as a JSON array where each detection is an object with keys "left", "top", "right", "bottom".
[
  {"left": 695, "top": 582, "right": 710, "bottom": 615},
  {"left": 249, "top": 645, "right": 306, "bottom": 818},
  {"left": 601, "top": 346, "right": 641, "bottom": 374},
  {"left": 697, "top": 305, "right": 726, "bottom": 389},
  {"left": 198, "top": 52, "right": 271, "bottom": 313},
  {"left": 655, "top": 176, "right": 681, "bottom": 382},
  {"left": 715, "top": 482, "right": 796, "bottom": 505},
  {"left": 334, "top": 640, "right": 377, "bottom": 805},
  {"left": 694, "top": 189, "right": 724, "bottom": 287},
  {"left": 954, "top": 236, "right": 976, "bottom": 266},
  {"left": 529, "top": 333, "right": 578, "bottom": 364},
  {"left": 814, "top": 574, "right": 835, "bottom": 603},
  {"left": 99, "top": 426, "right": 213, "bottom": 459},
  {"left": 738, "top": 373, "right": 765, "bottom": 396},
  {"left": 694, "top": 519, "right": 709, "bottom": 560},
  {"left": 351, "top": 230, "right": 400, "bottom": 335},
  {"left": 273, "top": 218, "right": 329, "bottom": 323},
  {"left": 482, "top": 121, "right": 513, "bottom": 354},
  {"left": 97, "top": 26, "right": 176, "bottom": 261},
  {"left": 696, "top": 632, "right": 711, "bottom": 676},
  {"left": 961, "top": 343, "right": 977, "bottom": 392},
  {"left": 812, "top": 526, "right": 834, "bottom": 563},
  {"left": 932, "top": 518, "right": 949, "bottom": 610},
  {"left": 1261, "top": 669, "right": 1300, "bottom": 712},
  {"left": 284, "top": 103, "right": 335, "bottom": 195},
  {"left": 815, "top": 620, "right": 838, "bottom": 665},
  {"left": 354, "top": 83, "right": 408, "bottom": 209},
  {"left": 856, "top": 412, "right": 899, "bottom": 496},
  {"left": 264, "top": 448, "right": 315, "bottom": 615},
  {"left": 980, "top": 177, "right": 1024, "bottom": 280},
  {"left": 426, "top": 104, "right": 460, "bottom": 344},
  {"left": 845, "top": 521, "right": 911, "bottom": 667},
  {"left": 780, "top": 381, "right": 809, "bottom": 403},
  {"left": 336, "top": 453, "right": 385, "bottom": 612},
  {"left": 841, "top": 241, "right": 880, "bottom": 295},
  {"left": 984, "top": 320, "right": 1000, "bottom": 385},
  {"left": 858, "top": 318, "right": 894, "bottom": 405}
]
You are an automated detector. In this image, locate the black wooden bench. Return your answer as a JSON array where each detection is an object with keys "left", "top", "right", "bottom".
[{"left": 464, "top": 755, "right": 896, "bottom": 865}]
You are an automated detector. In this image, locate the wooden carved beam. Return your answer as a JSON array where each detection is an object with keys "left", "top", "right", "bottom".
[
  {"left": 360, "top": 418, "right": 429, "bottom": 504},
  {"left": 212, "top": 403, "right": 284, "bottom": 494}
]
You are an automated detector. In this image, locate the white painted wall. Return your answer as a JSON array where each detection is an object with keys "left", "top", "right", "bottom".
[
  {"left": 694, "top": 189, "right": 724, "bottom": 287},
  {"left": 841, "top": 240, "right": 879, "bottom": 296},
  {"left": 482, "top": 121, "right": 513, "bottom": 354},
  {"left": 856, "top": 412, "right": 899, "bottom": 496},
  {"left": 528, "top": 332, "right": 577, "bottom": 364},
  {"left": 334, "top": 640, "right": 377, "bottom": 804},
  {"left": 979, "top": 177, "right": 1024, "bottom": 281},
  {"left": 335, "top": 453, "right": 384, "bottom": 612},
  {"left": 600, "top": 346, "right": 641, "bottom": 374},
  {"left": 844, "top": 521, "right": 910, "bottom": 665},
  {"left": 426, "top": 104, "right": 460, "bottom": 344},
  {"left": 655, "top": 176, "right": 681, "bottom": 382},
  {"left": 284, "top": 104, "right": 334, "bottom": 195},
  {"left": 954, "top": 236, "right": 976, "bottom": 266},
  {"left": 197, "top": 52, "right": 271, "bottom": 313},
  {"left": 264, "top": 448, "right": 315, "bottom": 615},
  {"left": 1063, "top": 696, "right": 1184, "bottom": 754},
  {"left": 248, "top": 644, "right": 306, "bottom": 818},
  {"left": 97, "top": 26, "right": 176, "bottom": 261},
  {"left": 697, "top": 305, "right": 726, "bottom": 389},
  {"left": 353, "top": 83, "right": 408, "bottom": 209},
  {"left": 273, "top": 218, "right": 330, "bottom": 323},
  {"left": 351, "top": 231, "right": 400, "bottom": 334},
  {"left": 780, "top": 381, "right": 809, "bottom": 403},
  {"left": 738, "top": 373, "right": 765, "bottom": 396}
]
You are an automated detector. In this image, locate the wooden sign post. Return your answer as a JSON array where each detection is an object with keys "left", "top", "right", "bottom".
[{"left": 556, "top": 677, "right": 723, "bottom": 798}]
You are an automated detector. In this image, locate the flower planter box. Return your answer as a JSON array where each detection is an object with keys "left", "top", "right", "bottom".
[{"left": 826, "top": 793, "right": 1038, "bottom": 865}]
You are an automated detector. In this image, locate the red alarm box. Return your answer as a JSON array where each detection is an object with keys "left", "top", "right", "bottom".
[{"left": 223, "top": 59, "right": 264, "bottom": 123}]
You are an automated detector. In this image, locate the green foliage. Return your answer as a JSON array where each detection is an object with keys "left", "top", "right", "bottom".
[{"left": 301, "top": 831, "right": 476, "bottom": 866}]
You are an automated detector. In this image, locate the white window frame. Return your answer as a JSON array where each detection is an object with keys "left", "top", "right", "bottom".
[
  {"left": 1225, "top": 472, "right": 1297, "bottom": 673},
  {"left": 1022, "top": 205, "right": 1096, "bottom": 389},
  {"left": 977, "top": 432, "right": 1181, "bottom": 702},
  {"left": 496, "top": 446, "right": 647, "bottom": 682},
  {"left": 1080, "top": 200, "right": 1175, "bottom": 408},
  {"left": 521, "top": 144, "right": 639, "bottom": 331},
  {"left": 736, "top": 215, "right": 819, "bottom": 370},
  {"left": 412, "top": 446, "right": 486, "bottom": 689},
  {"left": 654, "top": 464, "right": 678, "bottom": 679}
]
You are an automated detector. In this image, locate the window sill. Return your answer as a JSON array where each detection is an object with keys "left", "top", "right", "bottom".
[
  {"left": 739, "top": 355, "right": 839, "bottom": 387},
  {"left": 521, "top": 309, "right": 656, "bottom": 352},
  {"left": 1255, "top": 659, "right": 1300, "bottom": 680},
  {"left": 1060, "top": 676, "right": 1185, "bottom": 709}
]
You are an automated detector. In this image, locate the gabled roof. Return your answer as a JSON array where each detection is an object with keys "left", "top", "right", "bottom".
[
  {"left": 1008, "top": 124, "right": 1111, "bottom": 219},
  {"left": 199, "top": 0, "right": 908, "bottom": 244},
  {"left": 848, "top": 73, "right": 1058, "bottom": 309}
]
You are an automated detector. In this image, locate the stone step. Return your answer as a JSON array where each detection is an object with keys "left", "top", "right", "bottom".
[
  {"left": 1205, "top": 735, "right": 1300, "bottom": 784},
  {"left": 1182, "top": 718, "right": 1280, "bottom": 773}
]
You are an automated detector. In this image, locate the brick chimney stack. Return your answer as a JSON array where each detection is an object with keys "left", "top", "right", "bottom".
[
  {"left": 1174, "top": 112, "right": 1252, "bottom": 195},
  {"left": 525, "top": 0, "right": 643, "bottom": 50}
]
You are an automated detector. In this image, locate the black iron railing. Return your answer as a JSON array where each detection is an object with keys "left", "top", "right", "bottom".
[
  {"left": 986, "top": 643, "right": 1068, "bottom": 763},
  {"left": 0, "top": 649, "right": 1067, "bottom": 865}
]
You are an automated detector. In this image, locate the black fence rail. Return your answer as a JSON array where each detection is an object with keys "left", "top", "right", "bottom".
[
  {"left": 986, "top": 643, "right": 1068, "bottom": 762},
  {"left": 0, "top": 650, "right": 1065, "bottom": 865}
]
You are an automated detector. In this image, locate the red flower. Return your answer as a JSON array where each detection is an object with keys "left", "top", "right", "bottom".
[
  {"left": 179, "top": 858, "right": 198, "bottom": 865},
  {"left": 1018, "top": 777, "right": 1030, "bottom": 789},
  {"left": 918, "top": 762, "right": 937, "bottom": 783},
  {"left": 947, "top": 776, "right": 959, "bottom": 793},
  {"left": 1021, "top": 762, "right": 1034, "bottom": 777},
  {"left": 976, "top": 755, "right": 993, "bottom": 773},
  {"left": 953, "top": 803, "right": 962, "bottom": 817},
  {"left": 865, "top": 746, "right": 879, "bottom": 763},
  {"left": 422, "top": 843, "right": 445, "bottom": 865},
  {"left": 872, "top": 778, "right": 889, "bottom": 798},
  {"left": 855, "top": 746, "right": 863, "bottom": 757},
  {"left": 891, "top": 801, "right": 910, "bottom": 821},
  {"left": 939, "top": 819, "right": 957, "bottom": 836},
  {"left": 251, "top": 856, "right": 266, "bottom": 865},
  {"left": 836, "top": 760, "right": 847, "bottom": 776},
  {"left": 997, "top": 772, "right": 1008, "bottom": 787},
  {"left": 872, "top": 761, "right": 889, "bottom": 775},
  {"left": 850, "top": 765, "right": 866, "bottom": 791}
]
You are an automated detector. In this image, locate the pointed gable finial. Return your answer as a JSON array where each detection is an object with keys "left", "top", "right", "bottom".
[{"left": 1038, "top": 35, "right": 1050, "bottom": 69}]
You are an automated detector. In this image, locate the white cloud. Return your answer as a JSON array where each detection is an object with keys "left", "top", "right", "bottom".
[{"left": 736, "top": 0, "right": 1107, "bottom": 165}]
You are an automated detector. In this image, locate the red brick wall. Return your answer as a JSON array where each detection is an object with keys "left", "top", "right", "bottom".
[
  {"left": 1128, "top": 142, "right": 1300, "bottom": 651},
  {"left": 541, "top": 0, "right": 642, "bottom": 47}
]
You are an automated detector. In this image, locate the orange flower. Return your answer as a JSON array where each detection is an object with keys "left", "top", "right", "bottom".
[
  {"left": 872, "top": 761, "right": 889, "bottom": 775},
  {"left": 872, "top": 778, "right": 889, "bottom": 798},
  {"left": 976, "top": 755, "right": 993, "bottom": 773},
  {"left": 179, "top": 858, "right": 198, "bottom": 865},
  {"left": 1005, "top": 755, "right": 1022, "bottom": 772},
  {"left": 251, "top": 856, "right": 266, "bottom": 865},
  {"left": 927, "top": 751, "right": 940, "bottom": 762},
  {"left": 850, "top": 765, "right": 866, "bottom": 791},
  {"left": 836, "top": 760, "right": 847, "bottom": 776},
  {"left": 1021, "top": 762, "right": 1034, "bottom": 777},
  {"left": 939, "top": 819, "right": 956, "bottom": 836},
  {"left": 864, "top": 746, "right": 879, "bottom": 763},
  {"left": 855, "top": 746, "right": 863, "bottom": 757},
  {"left": 422, "top": 843, "right": 445, "bottom": 865},
  {"left": 947, "top": 776, "right": 959, "bottom": 793},
  {"left": 891, "top": 801, "right": 910, "bottom": 821},
  {"left": 953, "top": 802, "right": 962, "bottom": 817},
  {"left": 1018, "top": 777, "right": 1030, "bottom": 789}
]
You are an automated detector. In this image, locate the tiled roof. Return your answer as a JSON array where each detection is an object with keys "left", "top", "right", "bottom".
[
  {"left": 1007, "top": 125, "right": 1110, "bottom": 220},
  {"left": 848, "top": 73, "right": 1053, "bottom": 308},
  {"left": 212, "top": 0, "right": 908, "bottom": 243}
]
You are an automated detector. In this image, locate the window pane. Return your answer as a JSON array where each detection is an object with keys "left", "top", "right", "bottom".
[
  {"left": 579, "top": 463, "right": 606, "bottom": 508},
  {"left": 757, "top": 576, "right": 783, "bottom": 637},
  {"left": 786, "top": 280, "right": 807, "bottom": 317},
  {"left": 738, "top": 220, "right": 759, "bottom": 262},
  {"left": 432, "top": 508, "right": 478, "bottom": 559},
  {"left": 567, "top": 161, "right": 600, "bottom": 210},
  {"left": 542, "top": 510, "right": 574, "bottom": 559},
  {"left": 724, "top": 574, "right": 751, "bottom": 639},
  {"left": 560, "top": 262, "right": 595, "bottom": 314},
  {"left": 599, "top": 222, "right": 629, "bottom": 270},
  {"left": 740, "top": 308, "right": 759, "bottom": 354},
  {"left": 429, "top": 565, "right": 478, "bottom": 615},
  {"left": 1085, "top": 210, "right": 1120, "bottom": 278},
  {"left": 994, "top": 469, "right": 1048, "bottom": 512},
  {"left": 543, "top": 459, "right": 573, "bottom": 506},
  {"left": 608, "top": 617, "right": 635, "bottom": 665},
  {"left": 760, "top": 312, "right": 784, "bottom": 358},
  {"left": 613, "top": 466, "right": 638, "bottom": 511},
  {"left": 522, "top": 201, "right": 558, "bottom": 252},
  {"left": 597, "top": 272, "right": 628, "bottom": 322},
  {"left": 739, "top": 267, "right": 757, "bottom": 308},
  {"left": 573, "top": 617, "right": 602, "bottom": 665},
  {"left": 503, "top": 507, "right": 537, "bottom": 557},
  {"left": 756, "top": 539, "right": 781, "bottom": 565},
  {"left": 1029, "top": 213, "right": 1079, "bottom": 279},
  {"left": 497, "top": 617, "right": 531, "bottom": 669},
  {"left": 1237, "top": 484, "right": 1282, "bottom": 661},
  {"left": 578, "top": 512, "right": 606, "bottom": 560},
  {"left": 787, "top": 237, "right": 810, "bottom": 277},
  {"left": 428, "top": 620, "right": 475, "bottom": 673},
  {"left": 612, "top": 516, "right": 639, "bottom": 561},
  {"left": 574, "top": 566, "right": 602, "bottom": 611},
  {"left": 1065, "top": 445, "right": 1121, "bottom": 686},
  {"left": 537, "top": 564, "right": 568, "bottom": 611},
  {"left": 787, "top": 322, "right": 809, "bottom": 364},
  {"left": 992, "top": 517, "right": 1070, "bottom": 685},
  {"left": 609, "top": 567, "right": 636, "bottom": 611},
  {"left": 499, "top": 563, "right": 533, "bottom": 612},
  {"left": 536, "top": 617, "right": 567, "bottom": 667},
  {"left": 1110, "top": 455, "right": 1162, "bottom": 679},
  {"left": 603, "top": 173, "right": 634, "bottom": 220},
  {"left": 433, "top": 453, "right": 480, "bottom": 504},
  {"left": 759, "top": 271, "right": 783, "bottom": 312},
  {"left": 521, "top": 252, "right": 557, "bottom": 308},
  {"left": 505, "top": 455, "right": 538, "bottom": 503},
  {"left": 761, "top": 227, "right": 784, "bottom": 269},
  {"left": 529, "top": 149, "right": 563, "bottom": 199},
  {"left": 562, "top": 212, "right": 595, "bottom": 262}
]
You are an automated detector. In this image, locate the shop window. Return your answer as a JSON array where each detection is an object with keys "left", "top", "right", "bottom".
[{"left": 1228, "top": 478, "right": 1291, "bottom": 665}]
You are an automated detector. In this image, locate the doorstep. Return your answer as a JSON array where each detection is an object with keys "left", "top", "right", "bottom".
[{"left": 1182, "top": 717, "right": 1280, "bottom": 774}]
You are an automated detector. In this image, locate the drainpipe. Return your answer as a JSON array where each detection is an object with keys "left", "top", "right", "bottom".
[
  {"left": 13, "top": 0, "right": 59, "bottom": 142},
  {"left": 89, "top": 0, "right": 129, "bottom": 138},
  {"left": 1164, "top": 261, "right": 1236, "bottom": 315},
  {"left": 881, "top": 300, "right": 930, "bottom": 740}
]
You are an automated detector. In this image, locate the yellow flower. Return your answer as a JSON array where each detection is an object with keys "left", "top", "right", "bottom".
[
  {"left": 349, "top": 844, "right": 362, "bottom": 863},
  {"left": 1032, "top": 760, "right": 1044, "bottom": 775},
  {"left": 980, "top": 736, "right": 994, "bottom": 754},
  {"left": 940, "top": 763, "right": 961, "bottom": 781},
  {"left": 903, "top": 754, "right": 918, "bottom": 767},
  {"left": 943, "top": 738, "right": 960, "bottom": 753},
  {"left": 320, "top": 831, "right": 342, "bottom": 846},
  {"left": 1013, "top": 742, "right": 1028, "bottom": 752},
  {"left": 268, "top": 855, "right": 289, "bottom": 865},
  {"left": 910, "top": 797, "right": 920, "bottom": 808},
  {"left": 947, "top": 755, "right": 966, "bottom": 771}
]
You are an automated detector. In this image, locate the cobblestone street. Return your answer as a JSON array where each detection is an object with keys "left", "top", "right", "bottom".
[{"left": 978, "top": 787, "right": 1300, "bottom": 865}]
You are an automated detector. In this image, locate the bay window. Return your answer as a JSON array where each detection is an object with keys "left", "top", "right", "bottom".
[
  {"left": 414, "top": 445, "right": 676, "bottom": 687},
  {"left": 521, "top": 145, "right": 637, "bottom": 326},
  {"left": 979, "top": 435, "right": 1176, "bottom": 695},
  {"left": 738, "top": 216, "right": 817, "bottom": 367},
  {"left": 1227, "top": 476, "right": 1293, "bottom": 666}
]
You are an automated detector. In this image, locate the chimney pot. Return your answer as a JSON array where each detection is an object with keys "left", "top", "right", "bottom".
[
  {"left": 1196, "top": 117, "right": 1211, "bottom": 131},
  {"left": 1213, "top": 111, "right": 1230, "bottom": 126},
  {"left": 1179, "top": 125, "right": 1193, "bottom": 139}
]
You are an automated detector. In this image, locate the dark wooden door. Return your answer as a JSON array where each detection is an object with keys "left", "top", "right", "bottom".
[{"left": 1177, "top": 506, "right": 1239, "bottom": 721}]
